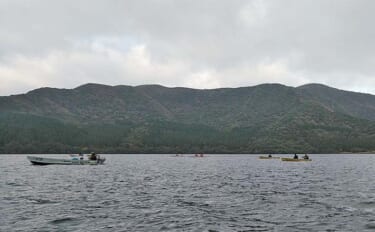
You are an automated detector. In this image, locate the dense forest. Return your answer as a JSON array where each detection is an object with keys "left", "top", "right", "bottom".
[{"left": 1, "top": 83, "right": 375, "bottom": 154}]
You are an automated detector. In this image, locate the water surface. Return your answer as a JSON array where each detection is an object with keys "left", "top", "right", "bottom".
[{"left": 1, "top": 154, "right": 375, "bottom": 231}]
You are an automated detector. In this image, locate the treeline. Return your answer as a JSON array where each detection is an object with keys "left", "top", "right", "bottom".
[{"left": 1, "top": 112, "right": 375, "bottom": 154}]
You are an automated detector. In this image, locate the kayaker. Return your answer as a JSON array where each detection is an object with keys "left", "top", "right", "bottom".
[
  {"left": 293, "top": 154, "right": 298, "bottom": 159},
  {"left": 303, "top": 154, "right": 309, "bottom": 159}
]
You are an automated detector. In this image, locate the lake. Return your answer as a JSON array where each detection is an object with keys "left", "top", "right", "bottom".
[{"left": 1, "top": 154, "right": 375, "bottom": 231}]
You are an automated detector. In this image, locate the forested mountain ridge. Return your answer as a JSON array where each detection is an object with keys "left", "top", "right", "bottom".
[{"left": 1, "top": 83, "right": 375, "bottom": 154}]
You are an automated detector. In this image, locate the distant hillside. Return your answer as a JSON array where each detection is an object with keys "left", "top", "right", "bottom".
[
  {"left": 1, "top": 83, "right": 375, "bottom": 154},
  {"left": 297, "top": 84, "right": 375, "bottom": 121}
]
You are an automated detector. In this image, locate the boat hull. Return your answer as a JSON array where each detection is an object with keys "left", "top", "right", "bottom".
[
  {"left": 27, "top": 156, "right": 105, "bottom": 165},
  {"left": 259, "top": 156, "right": 280, "bottom": 159},
  {"left": 281, "top": 158, "right": 312, "bottom": 162}
]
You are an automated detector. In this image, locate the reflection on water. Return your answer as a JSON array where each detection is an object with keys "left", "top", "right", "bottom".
[{"left": 1, "top": 154, "right": 375, "bottom": 231}]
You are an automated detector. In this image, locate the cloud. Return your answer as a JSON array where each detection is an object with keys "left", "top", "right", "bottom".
[
  {"left": 0, "top": 37, "right": 304, "bottom": 95},
  {"left": 0, "top": 0, "right": 375, "bottom": 95}
]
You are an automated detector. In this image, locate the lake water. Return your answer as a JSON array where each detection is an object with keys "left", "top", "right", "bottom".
[{"left": 1, "top": 154, "right": 375, "bottom": 231}]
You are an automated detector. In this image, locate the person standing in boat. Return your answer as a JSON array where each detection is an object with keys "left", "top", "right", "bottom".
[{"left": 293, "top": 154, "right": 298, "bottom": 159}]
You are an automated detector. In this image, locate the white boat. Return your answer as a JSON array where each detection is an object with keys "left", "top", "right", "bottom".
[{"left": 27, "top": 155, "right": 106, "bottom": 165}]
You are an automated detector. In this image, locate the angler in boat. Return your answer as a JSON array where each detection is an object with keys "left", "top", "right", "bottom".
[
  {"left": 303, "top": 154, "right": 310, "bottom": 159},
  {"left": 281, "top": 153, "right": 312, "bottom": 162},
  {"left": 259, "top": 154, "right": 280, "bottom": 159}
]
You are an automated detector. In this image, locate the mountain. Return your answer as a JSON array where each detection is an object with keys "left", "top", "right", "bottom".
[
  {"left": 297, "top": 83, "right": 375, "bottom": 121},
  {"left": 1, "top": 83, "right": 375, "bottom": 154}
]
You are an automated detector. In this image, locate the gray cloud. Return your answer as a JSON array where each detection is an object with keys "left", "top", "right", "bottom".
[{"left": 1, "top": 0, "right": 375, "bottom": 96}]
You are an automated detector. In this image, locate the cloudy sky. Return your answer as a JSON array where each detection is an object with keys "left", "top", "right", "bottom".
[{"left": 0, "top": 0, "right": 375, "bottom": 96}]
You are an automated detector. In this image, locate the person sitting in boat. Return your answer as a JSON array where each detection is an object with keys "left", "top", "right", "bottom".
[
  {"left": 293, "top": 154, "right": 298, "bottom": 159},
  {"left": 79, "top": 153, "right": 84, "bottom": 160},
  {"left": 90, "top": 152, "right": 97, "bottom": 161},
  {"left": 303, "top": 154, "right": 309, "bottom": 159},
  {"left": 268, "top": 154, "right": 272, "bottom": 158}
]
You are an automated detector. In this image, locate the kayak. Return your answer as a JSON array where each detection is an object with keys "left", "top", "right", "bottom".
[
  {"left": 259, "top": 156, "right": 280, "bottom": 159},
  {"left": 27, "top": 156, "right": 106, "bottom": 165},
  {"left": 281, "top": 158, "right": 312, "bottom": 162}
]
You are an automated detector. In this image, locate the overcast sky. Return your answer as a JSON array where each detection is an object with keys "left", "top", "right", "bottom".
[{"left": 1, "top": 0, "right": 375, "bottom": 96}]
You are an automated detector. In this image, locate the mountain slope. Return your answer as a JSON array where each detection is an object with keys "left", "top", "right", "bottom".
[
  {"left": 1, "top": 83, "right": 375, "bottom": 154},
  {"left": 297, "top": 83, "right": 375, "bottom": 121}
]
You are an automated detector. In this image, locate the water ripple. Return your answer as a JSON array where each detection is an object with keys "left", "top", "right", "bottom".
[{"left": 1, "top": 154, "right": 375, "bottom": 231}]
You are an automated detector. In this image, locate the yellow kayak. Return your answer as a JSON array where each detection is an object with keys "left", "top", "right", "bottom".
[
  {"left": 281, "top": 158, "right": 312, "bottom": 162},
  {"left": 259, "top": 156, "right": 280, "bottom": 159}
]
